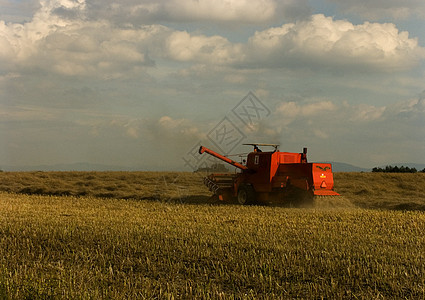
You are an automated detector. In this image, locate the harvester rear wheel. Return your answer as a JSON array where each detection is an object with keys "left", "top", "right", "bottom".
[{"left": 238, "top": 185, "right": 256, "bottom": 205}]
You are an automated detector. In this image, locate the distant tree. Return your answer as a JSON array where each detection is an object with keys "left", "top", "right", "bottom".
[
  {"left": 195, "top": 163, "right": 229, "bottom": 173},
  {"left": 372, "top": 165, "right": 417, "bottom": 173}
]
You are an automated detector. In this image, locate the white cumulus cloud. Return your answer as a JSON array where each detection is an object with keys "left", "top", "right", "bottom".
[
  {"left": 1, "top": 2, "right": 424, "bottom": 79},
  {"left": 165, "top": 31, "right": 243, "bottom": 64},
  {"left": 245, "top": 14, "right": 424, "bottom": 71}
]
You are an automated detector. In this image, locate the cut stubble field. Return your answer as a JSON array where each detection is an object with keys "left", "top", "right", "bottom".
[{"left": 0, "top": 172, "right": 424, "bottom": 298}]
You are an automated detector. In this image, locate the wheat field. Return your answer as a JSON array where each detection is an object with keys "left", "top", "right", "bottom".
[
  {"left": 0, "top": 172, "right": 424, "bottom": 298},
  {"left": 0, "top": 171, "right": 424, "bottom": 209}
]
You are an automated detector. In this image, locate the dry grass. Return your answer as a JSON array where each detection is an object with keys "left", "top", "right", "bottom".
[
  {"left": 0, "top": 192, "right": 424, "bottom": 299},
  {"left": 334, "top": 172, "right": 425, "bottom": 210},
  {"left": 0, "top": 171, "right": 210, "bottom": 203},
  {"left": 0, "top": 171, "right": 424, "bottom": 210}
]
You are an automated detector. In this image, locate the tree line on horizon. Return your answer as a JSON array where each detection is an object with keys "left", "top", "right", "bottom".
[{"left": 372, "top": 165, "right": 425, "bottom": 173}]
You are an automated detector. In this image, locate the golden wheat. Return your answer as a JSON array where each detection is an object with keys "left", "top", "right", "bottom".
[{"left": 0, "top": 191, "right": 424, "bottom": 298}]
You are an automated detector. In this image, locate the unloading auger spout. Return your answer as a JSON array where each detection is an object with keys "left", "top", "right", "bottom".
[{"left": 198, "top": 146, "right": 248, "bottom": 170}]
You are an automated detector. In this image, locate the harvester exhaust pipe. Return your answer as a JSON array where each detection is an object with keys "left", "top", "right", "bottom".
[
  {"left": 302, "top": 147, "right": 308, "bottom": 163},
  {"left": 199, "top": 146, "right": 248, "bottom": 170}
]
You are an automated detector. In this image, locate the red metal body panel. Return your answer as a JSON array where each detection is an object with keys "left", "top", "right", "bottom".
[{"left": 311, "top": 163, "right": 339, "bottom": 195}]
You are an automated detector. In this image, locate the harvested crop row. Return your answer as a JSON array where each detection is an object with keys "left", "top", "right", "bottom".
[{"left": 0, "top": 172, "right": 425, "bottom": 210}]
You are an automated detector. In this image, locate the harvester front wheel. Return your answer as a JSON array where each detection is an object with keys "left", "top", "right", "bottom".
[{"left": 237, "top": 185, "right": 256, "bottom": 205}]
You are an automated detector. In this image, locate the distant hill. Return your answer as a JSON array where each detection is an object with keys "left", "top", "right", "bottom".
[
  {"left": 0, "top": 163, "right": 142, "bottom": 172},
  {"left": 1, "top": 161, "right": 423, "bottom": 173},
  {"left": 2, "top": 161, "right": 369, "bottom": 172},
  {"left": 323, "top": 162, "right": 370, "bottom": 172},
  {"left": 195, "top": 163, "right": 229, "bottom": 173}
]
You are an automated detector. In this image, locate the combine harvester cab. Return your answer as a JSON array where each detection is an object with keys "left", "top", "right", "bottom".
[{"left": 199, "top": 144, "right": 339, "bottom": 206}]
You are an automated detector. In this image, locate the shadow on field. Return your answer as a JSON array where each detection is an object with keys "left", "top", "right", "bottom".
[
  {"left": 387, "top": 202, "right": 425, "bottom": 211},
  {"left": 165, "top": 194, "right": 424, "bottom": 211},
  {"left": 168, "top": 194, "right": 360, "bottom": 209},
  {"left": 9, "top": 189, "right": 425, "bottom": 211}
]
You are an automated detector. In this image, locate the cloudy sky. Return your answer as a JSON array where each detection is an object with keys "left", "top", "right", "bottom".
[{"left": 1, "top": 0, "right": 424, "bottom": 170}]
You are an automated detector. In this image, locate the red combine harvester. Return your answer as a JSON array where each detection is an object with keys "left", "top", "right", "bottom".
[{"left": 199, "top": 144, "right": 339, "bottom": 205}]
